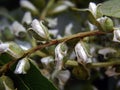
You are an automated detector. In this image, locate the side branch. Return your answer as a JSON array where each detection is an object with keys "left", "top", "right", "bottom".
[{"left": 0, "top": 30, "right": 112, "bottom": 74}]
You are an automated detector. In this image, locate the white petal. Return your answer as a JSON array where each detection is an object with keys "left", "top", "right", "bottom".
[
  {"left": 12, "top": 21, "right": 26, "bottom": 36},
  {"left": 14, "top": 59, "right": 30, "bottom": 74},
  {"left": 22, "top": 11, "right": 32, "bottom": 25},
  {"left": 75, "top": 42, "right": 88, "bottom": 63},
  {"left": 64, "top": 23, "right": 73, "bottom": 36},
  {"left": 0, "top": 43, "right": 9, "bottom": 53},
  {"left": 31, "top": 19, "right": 46, "bottom": 38},
  {"left": 113, "top": 29, "right": 120, "bottom": 43},
  {"left": 89, "top": 2, "right": 97, "bottom": 17},
  {"left": 41, "top": 56, "right": 53, "bottom": 65},
  {"left": 20, "top": 0, "right": 37, "bottom": 12}
]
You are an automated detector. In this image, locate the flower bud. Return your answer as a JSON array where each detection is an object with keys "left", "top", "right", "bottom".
[
  {"left": 22, "top": 11, "right": 32, "bottom": 25},
  {"left": 50, "top": 1, "right": 74, "bottom": 14},
  {"left": 56, "top": 70, "right": 70, "bottom": 90},
  {"left": 46, "top": 18, "right": 58, "bottom": 28},
  {"left": 11, "top": 21, "right": 26, "bottom": 38},
  {"left": 29, "top": 19, "right": 50, "bottom": 41},
  {"left": 0, "top": 43, "right": 9, "bottom": 53},
  {"left": 89, "top": 2, "right": 97, "bottom": 18},
  {"left": 75, "top": 41, "right": 92, "bottom": 63},
  {"left": 54, "top": 43, "right": 68, "bottom": 70},
  {"left": 1, "top": 75, "right": 15, "bottom": 90},
  {"left": 97, "top": 16, "right": 113, "bottom": 32},
  {"left": 6, "top": 42, "right": 25, "bottom": 58},
  {"left": 113, "top": 28, "right": 120, "bottom": 42},
  {"left": 55, "top": 43, "right": 67, "bottom": 61},
  {"left": 20, "top": 0, "right": 38, "bottom": 15},
  {"left": 41, "top": 56, "right": 54, "bottom": 66},
  {"left": 98, "top": 47, "right": 116, "bottom": 59},
  {"left": 14, "top": 58, "right": 30, "bottom": 74}
]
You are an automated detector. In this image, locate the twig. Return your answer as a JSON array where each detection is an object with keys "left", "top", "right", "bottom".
[{"left": 0, "top": 30, "right": 112, "bottom": 74}]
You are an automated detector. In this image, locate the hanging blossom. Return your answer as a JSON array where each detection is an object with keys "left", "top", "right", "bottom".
[
  {"left": 14, "top": 58, "right": 30, "bottom": 74},
  {"left": 11, "top": 21, "right": 26, "bottom": 37},
  {"left": 56, "top": 70, "right": 70, "bottom": 90},
  {"left": 22, "top": 11, "right": 32, "bottom": 25},
  {"left": 20, "top": 0, "right": 38, "bottom": 13},
  {"left": 113, "top": 28, "right": 120, "bottom": 43},
  {"left": 0, "top": 43, "right": 9, "bottom": 53},
  {"left": 41, "top": 56, "right": 54, "bottom": 66},
  {"left": 75, "top": 41, "right": 92, "bottom": 63},
  {"left": 30, "top": 19, "right": 50, "bottom": 40},
  {"left": 54, "top": 43, "right": 68, "bottom": 70},
  {"left": 88, "top": 2, "right": 97, "bottom": 18}
]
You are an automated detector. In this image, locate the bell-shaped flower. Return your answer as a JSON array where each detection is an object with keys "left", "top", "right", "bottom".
[
  {"left": 75, "top": 41, "right": 92, "bottom": 63},
  {"left": 113, "top": 28, "right": 120, "bottom": 43},
  {"left": 20, "top": 0, "right": 38, "bottom": 14},
  {"left": 89, "top": 2, "right": 97, "bottom": 18},
  {"left": 56, "top": 70, "right": 70, "bottom": 90},
  {"left": 51, "top": 1, "right": 74, "bottom": 14},
  {"left": 29, "top": 19, "right": 50, "bottom": 41},
  {"left": 98, "top": 47, "right": 116, "bottom": 59},
  {"left": 22, "top": 11, "right": 32, "bottom": 25},
  {"left": 11, "top": 21, "right": 26, "bottom": 37},
  {"left": 97, "top": 16, "right": 113, "bottom": 32},
  {"left": 14, "top": 58, "right": 30, "bottom": 74},
  {"left": 0, "top": 43, "right": 9, "bottom": 53},
  {"left": 55, "top": 43, "right": 68, "bottom": 70},
  {"left": 41, "top": 56, "right": 54, "bottom": 66}
]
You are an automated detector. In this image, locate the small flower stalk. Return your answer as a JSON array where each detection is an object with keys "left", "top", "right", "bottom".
[
  {"left": 113, "top": 28, "right": 120, "bottom": 43},
  {"left": 14, "top": 58, "right": 30, "bottom": 74},
  {"left": 29, "top": 19, "right": 50, "bottom": 41},
  {"left": 75, "top": 41, "right": 92, "bottom": 64}
]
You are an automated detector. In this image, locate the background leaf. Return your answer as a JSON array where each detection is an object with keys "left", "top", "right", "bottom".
[{"left": 98, "top": 0, "right": 120, "bottom": 18}]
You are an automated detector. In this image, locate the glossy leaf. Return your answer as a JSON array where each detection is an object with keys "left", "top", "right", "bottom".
[
  {"left": 10, "top": 59, "right": 57, "bottom": 90},
  {"left": 98, "top": 0, "right": 120, "bottom": 18}
]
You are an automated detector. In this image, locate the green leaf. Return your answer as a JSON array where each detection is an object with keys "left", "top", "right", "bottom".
[
  {"left": 98, "top": 0, "right": 120, "bottom": 18},
  {"left": 9, "top": 59, "right": 57, "bottom": 90}
]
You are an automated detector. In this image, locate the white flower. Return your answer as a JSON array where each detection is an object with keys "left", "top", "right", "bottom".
[
  {"left": 89, "top": 2, "right": 97, "bottom": 17},
  {"left": 64, "top": 23, "right": 73, "bottom": 36},
  {"left": 75, "top": 42, "right": 91, "bottom": 63},
  {"left": 47, "top": 18, "right": 58, "bottom": 28},
  {"left": 56, "top": 70, "right": 70, "bottom": 90},
  {"left": 113, "top": 28, "right": 120, "bottom": 42},
  {"left": 22, "top": 11, "right": 32, "bottom": 25},
  {"left": 55, "top": 43, "right": 67, "bottom": 70},
  {"left": 41, "top": 56, "right": 54, "bottom": 66},
  {"left": 52, "top": 1, "right": 74, "bottom": 13},
  {"left": 11, "top": 21, "right": 26, "bottom": 36},
  {"left": 98, "top": 47, "right": 116, "bottom": 59},
  {"left": 49, "top": 29, "right": 58, "bottom": 37},
  {"left": 20, "top": 0, "right": 38, "bottom": 13},
  {"left": 0, "top": 43, "right": 9, "bottom": 53},
  {"left": 55, "top": 43, "right": 67, "bottom": 61},
  {"left": 14, "top": 58, "right": 30, "bottom": 74},
  {"left": 31, "top": 19, "right": 49, "bottom": 40}
]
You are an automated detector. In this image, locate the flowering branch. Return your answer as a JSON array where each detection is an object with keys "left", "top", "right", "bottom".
[{"left": 0, "top": 30, "right": 113, "bottom": 74}]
